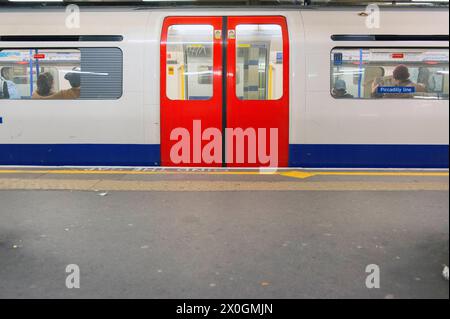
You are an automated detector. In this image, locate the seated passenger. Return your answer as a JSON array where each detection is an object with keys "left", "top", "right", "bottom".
[
  {"left": 372, "top": 64, "right": 425, "bottom": 98},
  {"left": 32, "top": 72, "right": 54, "bottom": 99},
  {"left": 332, "top": 79, "right": 354, "bottom": 98},
  {"left": 50, "top": 69, "right": 80, "bottom": 99},
  {"left": 0, "top": 67, "right": 20, "bottom": 99}
]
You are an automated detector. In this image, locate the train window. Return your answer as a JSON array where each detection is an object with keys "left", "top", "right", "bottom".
[
  {"left": 166, "top": 25, "right": 214, "bottom": 101},
  {"left": 0, "top": 49, "right": 80, "bottom": 100},
  {"left": 235, "top": 24, "right": 284, "bottom": 101},
  {"left": 331, "top": 48, "right": 449, "bottom": 100},
  {"left": 0, "top": 48, "right": 122, "bottom": 100}
]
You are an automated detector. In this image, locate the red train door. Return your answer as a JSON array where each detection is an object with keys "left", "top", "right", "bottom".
[
  {"left": 226, "top": 16, "right": 289, "bottom": 167},
  {"left": 161, "top": 16, "right": 289, "bottom": 167},
  {"left": 161, "top": 17, "right": 223, "bottom": 167}
]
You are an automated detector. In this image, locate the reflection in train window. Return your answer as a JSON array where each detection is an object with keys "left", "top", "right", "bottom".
[
  {"left": 197, "top": 65, "right": 213, "bottom": 85},
  {"left": 235, "top": 24, "right": 283, "bottom": 101},
  {"left": 0, "top": 49, "right": 81, "bottom": 100},
  {"left": 330, "top": 48, "right": 449, "bottom": 100},
  {"left": 0, "top": 48, "right": 122, "bottom": 100},
  {"left": 166, "top": 25, "right": 214, "bottom": 101}
]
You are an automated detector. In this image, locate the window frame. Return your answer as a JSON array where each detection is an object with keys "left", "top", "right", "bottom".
[
  {"left": 0, "top": 46, "right": 124, "bottom": 101},
  {"left": 164, "top": 23, "right": 216, "bottom": 102},
  {"left": 234, "top": 23, "right": 285, "bottom": 102},
  {"left": 330, "top": 46, "right": 450, "bottom": 101}
]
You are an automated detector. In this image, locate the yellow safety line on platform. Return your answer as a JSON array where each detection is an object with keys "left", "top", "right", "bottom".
[
  {"left": 0, "top": 169, "right": 260, "bottom": 176},
  {"left": 280, "top": 171, "right": 449, "bottom": 179},
  {"left": 0, "top": 169, "right": 448, "bottom": 179}
]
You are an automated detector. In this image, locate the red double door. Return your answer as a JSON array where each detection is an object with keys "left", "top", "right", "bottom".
[{"left": 161, "top": 16, "right": 289, "bottom": 167}]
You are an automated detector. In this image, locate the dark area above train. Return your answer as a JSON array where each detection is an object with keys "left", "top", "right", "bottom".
[{"left": 0, "top": 0, "right": 448, "bottom": 8}]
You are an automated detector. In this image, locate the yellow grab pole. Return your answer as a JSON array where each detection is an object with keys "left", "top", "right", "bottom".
[{"left": 268, "top": 64, "right": 273, "bottom": 100}]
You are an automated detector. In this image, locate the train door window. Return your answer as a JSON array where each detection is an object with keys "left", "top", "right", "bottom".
[
  {"left": 165, "top": 25, "right": 214, "bottom": 101},
  {"left": 235, "top": 24, "right": 284, "bottom": 100},
  {"left": 331, "top": 48, "right": 449, "bottom": 100}
]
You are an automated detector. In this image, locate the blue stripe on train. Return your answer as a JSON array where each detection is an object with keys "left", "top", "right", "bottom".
[
  {"left": 0, "top": 144, "right": 448, "bottom": 168},
  {"left": 289, "top": 144, "right": 449, "bottom": 169},
  {"left": 0, "top": 144, "right": 161, "bottom": 166}
]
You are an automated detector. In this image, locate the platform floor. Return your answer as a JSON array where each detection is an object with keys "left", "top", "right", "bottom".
[{"left": 0, "top": 168, "right": 448, "bottom": 299}]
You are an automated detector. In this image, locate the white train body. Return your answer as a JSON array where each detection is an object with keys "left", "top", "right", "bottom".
[{"left": 0, "top": 5, "right": 448, "bottom": 168}]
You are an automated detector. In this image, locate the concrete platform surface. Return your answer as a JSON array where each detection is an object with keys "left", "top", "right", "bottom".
[{"left": 0, "top": 168, "right": 448, "bottom": 299}]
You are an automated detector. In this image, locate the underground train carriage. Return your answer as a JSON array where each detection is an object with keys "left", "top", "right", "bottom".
[
  {"left": 0, "top": 6, "right": 448, "bottom": 168},
  {"left": 161, "top": 16, "right": 289, "bottom": 167}
]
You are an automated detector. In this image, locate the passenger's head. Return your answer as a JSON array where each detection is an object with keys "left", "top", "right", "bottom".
[
  {"left": 36, "top": 72, "right": 54, "bottom": 97},
  {"left": 393, "top": 65, "right": 410, "bottom": 82},
  {"left": 64, "top": 69, "right": 81, "bottom": 88},
  {"left": 1, "top": 67, "right": 12, "bottom": 80},
  {"left": 333, "top": 79, "right": 347, "bottom": 97}
]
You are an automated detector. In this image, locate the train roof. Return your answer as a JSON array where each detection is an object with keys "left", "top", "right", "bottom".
[{"left": 0, "top": 0, "right": 448, "bottom": 9}]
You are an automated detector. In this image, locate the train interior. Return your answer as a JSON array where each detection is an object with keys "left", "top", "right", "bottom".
[
  {"left": 165, "top": 24, "right": 284, "bottom": 101},
  {"left": 331, "top": 48, "right": 449, "bottom": 99},
  {"left": 0, "top": 49, "right": 80, "bottom": 99}
]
